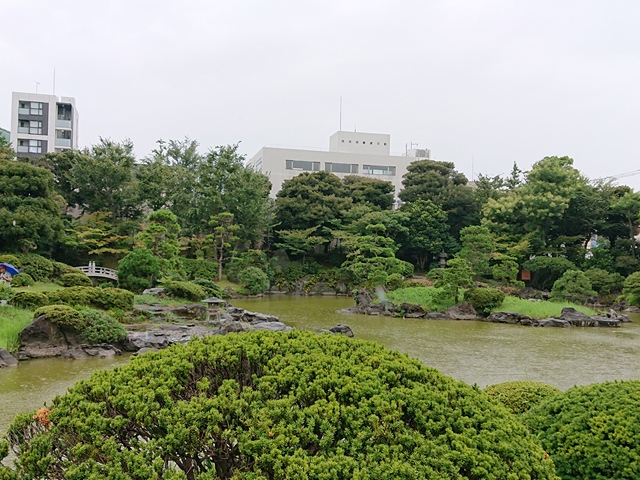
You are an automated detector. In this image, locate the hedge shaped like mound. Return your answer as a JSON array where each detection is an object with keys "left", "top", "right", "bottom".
[
  {"left": 12, "top": 291, "right": 48, "bottom": 310},
  {"left": 33, "top": 305, "right": 84, "bottom": 330},
  {"left": 47, "top": 286, "right": 134, "bottom": 311},
  {"left": 59, "top": 272, "right": 92, "bottom": 287},
  {"left": 1, "top": 332, "right": 559, "bottom": 479},
  {"left": 484, "top": 381, "right": 561, "bottom": 415},
  {"left": 524, "top": 380, "right": 640, "bottom": 479},
  {"left": 10, "top": 273, "right": 34, "bottom": 287}
]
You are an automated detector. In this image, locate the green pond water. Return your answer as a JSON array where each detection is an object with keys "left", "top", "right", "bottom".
[{"left": 1, "top": 295, "right": 640, "bottom": 438}]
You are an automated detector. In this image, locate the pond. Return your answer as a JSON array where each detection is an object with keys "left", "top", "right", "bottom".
[{"left": 1, "top": 295, "right": 640, "bottom": 438}]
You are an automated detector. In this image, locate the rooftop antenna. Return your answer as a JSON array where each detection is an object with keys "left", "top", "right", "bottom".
[
  {"left": 472, "top": 154, "right": 475, "bottom": 181},
  {"left": 339, "top": 97, "right": 342, "bottom": 131},
  {"left": 53, "top": 67, "right": 56, "bottom": 95},
  {"left": 34, "top": 80, "right": 40, "bottom": 94}
]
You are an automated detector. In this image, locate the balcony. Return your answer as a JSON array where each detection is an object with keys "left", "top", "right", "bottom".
[
  {"left": 18, "top": 108, "right": 30, "bottom": 115},
  {"left": 56, "top": 119, "right": 72, "bottom": 129},
  {"left": 55, "top": 138, "right": 71, "bottom": 148}
]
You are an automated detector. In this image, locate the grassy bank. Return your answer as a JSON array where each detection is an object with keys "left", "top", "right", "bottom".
[
  {"left": 495, "top": 296, "right": 597, "bottom": 318},
  {"left": 386, "top": 286, "right": 598, "bottom": 319},
  {"left": 0, "top": 306, "right": 33, "bottom": 351},
  {"left": 386, "top": 287, "right": 455, "bottom": 311},
  {"left": 14, "top": 282, "right": 63, "bottom": 293}
]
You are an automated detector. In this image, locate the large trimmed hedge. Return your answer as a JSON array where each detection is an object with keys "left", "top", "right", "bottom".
[
  {"left": 0, "top": 332, "right": 558, "bottom": 479},
  {"left": 524, "top": 380, "right": 640, "bottom": 479}
]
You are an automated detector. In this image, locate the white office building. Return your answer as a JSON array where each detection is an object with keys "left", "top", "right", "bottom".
[
  {"left": 10, "top": 92, "right": 79, "bottom": 158},
  {"left": 249, "top": 131, "right": 430, "bottom": 203}
]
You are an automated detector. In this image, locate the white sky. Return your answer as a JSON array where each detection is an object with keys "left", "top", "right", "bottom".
[{"left": 2, "top": 0, "right": 640, "bottom": 190}]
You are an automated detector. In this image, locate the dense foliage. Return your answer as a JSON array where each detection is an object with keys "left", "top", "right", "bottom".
[
  {"left": 237, "top": 266, "right": 270, "bottom": 295},
  {"left": 524, "top": 381, "right": 640, "bottom": 480},
  {"left": 463, "top": 287, "right": 505, "bottom": 316},
  {"left": 0, "top": 331, "right": 558, "bottom": 479},
  {"left": 161, "top": 280, "right": 207, "bottom": 301},
  {"left": 11, "top": 291, "right": 48, "bottom": 310},
  {"left": 32, "top": 305, "right": 84, "bottom": 329},
  {"left": 484, "top": 381, "right": 561, "bottom": 415},
  {"left": 79, "top": 309, "right": 127, "bottom": 344},
  {"left": 46, "top": 286, "right": 134, "bottom": 311},
  {"left": 2, "top": 135, "right": 639, "bottom": 300}
]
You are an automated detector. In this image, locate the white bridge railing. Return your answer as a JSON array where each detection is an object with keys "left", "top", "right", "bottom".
[{"left": 75, "top": 262, "right": 118, "bottom": 280}]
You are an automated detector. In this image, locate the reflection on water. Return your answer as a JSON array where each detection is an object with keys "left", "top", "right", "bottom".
[
  {"left": 0, "top": 356, "right": 130, "bottom": 438},
  {"left": 1, "top": 295, "right": 639, "bottom": 438},
  {"left": 233, "top": 296, "right": 640, "bottom": 390}
]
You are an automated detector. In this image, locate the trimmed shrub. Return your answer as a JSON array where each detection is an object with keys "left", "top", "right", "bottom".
[
  {"left": 484, "top": 381, "right": 561, "bottom": 415},
  {"left": 1, "top": 331, "right": 559, "bottom": 479},
  {"left": 14, "top": 253, "right": 54, "bottom": 281},
  {"left": 60, "top": 272, "right": 93, "bottom": 287},
  {"left": 584, "top": 268, "right": 624, "bottom": 295},
  {"left": 524, "top": 380, "right": 640, "bottom": 479},
  {"left": 161, "top": 280, "right": 206, "bottom": 301},
  {"left": 33, "top": 305, "right": 84, "bottom": 330},
  {"left": 10, "top": 272, "right": 35, "bottom": 287},
  {"left": 79, "top": 309, "right": 127, "bottom": 344},
  {"left": 464, "top": 287, "right": 506, "bottom": 316},
  {"left": 0, "top": 254, "right": 21, "bottom": 267},
  {"left": 11, "top": 291, "right": 48, "bottom": 310},
  {"left": 118, "top": 248, "right": 161, "bottom": 293},
  {"left": 237, "top": 266, "right": 270, "bottom": 295},
  {"left": 181, "top": 257, "right": 219, "bottom": 282},
  {"left": 52, "top": 261, "right": 80, "bottom": 280},
  {"left": 46, "top": 286, "right": 95, "bottom": 307},
  {"left": 94, "top": 288, "right": 134, "bottom": 311},
  {"left": 45, "top": 286, "right": 134, "bottom": 311},
  {"left": 550, "top": 270, "right": 596, "bottom": 304},
  {"left": 622, "top": 271, "right": 640, "bottom": 306},
  {"left": 0, "top": 284, "right": 15, "bottom": 302}
]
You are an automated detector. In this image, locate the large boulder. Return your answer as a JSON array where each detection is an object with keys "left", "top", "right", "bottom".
[
  {"left": 535, "top": 318, "right": 571, "bottom": 327},
  {"left": 486, "top": 311, "right": 533, "bottom": 325},
  {"left": 17, "top": 315, "right": 84, "bottom": 360},
  {"left": 445, "top": 302, "right": 478, "bottom": 320}
]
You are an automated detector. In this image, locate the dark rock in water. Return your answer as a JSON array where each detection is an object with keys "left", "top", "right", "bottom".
[
  {"left": 559, "top": 308, "right": 621, "bottom": 327},
  {"left": 329, "top": 324, "right": 354, "bottom": 337},
  {"left": 251, "top": 322, "right": 292, "bottom": 332},
  {"left": 425, "top": 312, "right": 450, "bottom": 319},
  {"left": 486, "top": 312, "right": 532, "bottom": 325},
  {"left": 445, "top": 302, "right": 478, "bottom": 320},
  {"left": 354, "top": 289, "right": 373, "bottom": 307},
  {"left": 0, "top": 348, "right": 18, "bottom": 367},
  {"left": 535, "top": 318, "right": 571, "bottom": 327},
  {"left": 590, "top": 316, "right": 621, "bottom": 327},
  {"left": 62, "top": 345, "right": 121, "bottom": 360},
  {"left": 610, "top": 310, "right": 632, "bottom": 323},
  {"left": 398, "top": 303, "right": 426, "bottom": 318}
]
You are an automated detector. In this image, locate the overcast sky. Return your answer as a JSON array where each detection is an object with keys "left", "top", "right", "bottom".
[{"left": 2, "top": 0, "right": 640, "bottom": 190}]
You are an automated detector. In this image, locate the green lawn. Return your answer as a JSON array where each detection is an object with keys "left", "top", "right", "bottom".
[
  {"left": 14, "top": 282, "right": 63, "bottom": 293},
  {"left": 495, "top": 296, "right": 597, "bottom": 318},
  {"left": 0, "top": 306, "right": 33, "bottom": 351},
  {"left": 387, "top": 286, "right": 599, "bottom": 319},
  {"left": 386, "top": 287, "right": 456, "bottom": 311}
]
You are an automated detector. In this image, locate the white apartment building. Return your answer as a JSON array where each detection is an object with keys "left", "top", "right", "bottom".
[
  {"left": 10, "top": 92, "right": 79, "bottom": 158},
  {"left": 249, "top": 131, "right": 430, "bottom": 202}
]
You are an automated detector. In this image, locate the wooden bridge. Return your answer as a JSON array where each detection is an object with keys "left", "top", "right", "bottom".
[{"left": 75, "top": 262, "right": 118, "bottom": 281}]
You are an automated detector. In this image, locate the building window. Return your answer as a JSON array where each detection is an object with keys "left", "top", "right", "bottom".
[
  {"left": 363, "top": 165, "right": 396, "bottom": 176},
  {"left": 18, "top": 120, "right": 43, "bottom": 134},
  {"left": 29, "top": 102, "right": 43, "bottom": 115},
  {"left": 286, "top": 160, "right": 320, "bottom": 171},
  {"left": 17, "top": 139, "right": 42, "bottom": 153},
  {"left": 28, "top": 139, "right": 42, "bottom": 153},
  {"left": 325, "top": 162, "right": 358, "bottom": 174}
]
